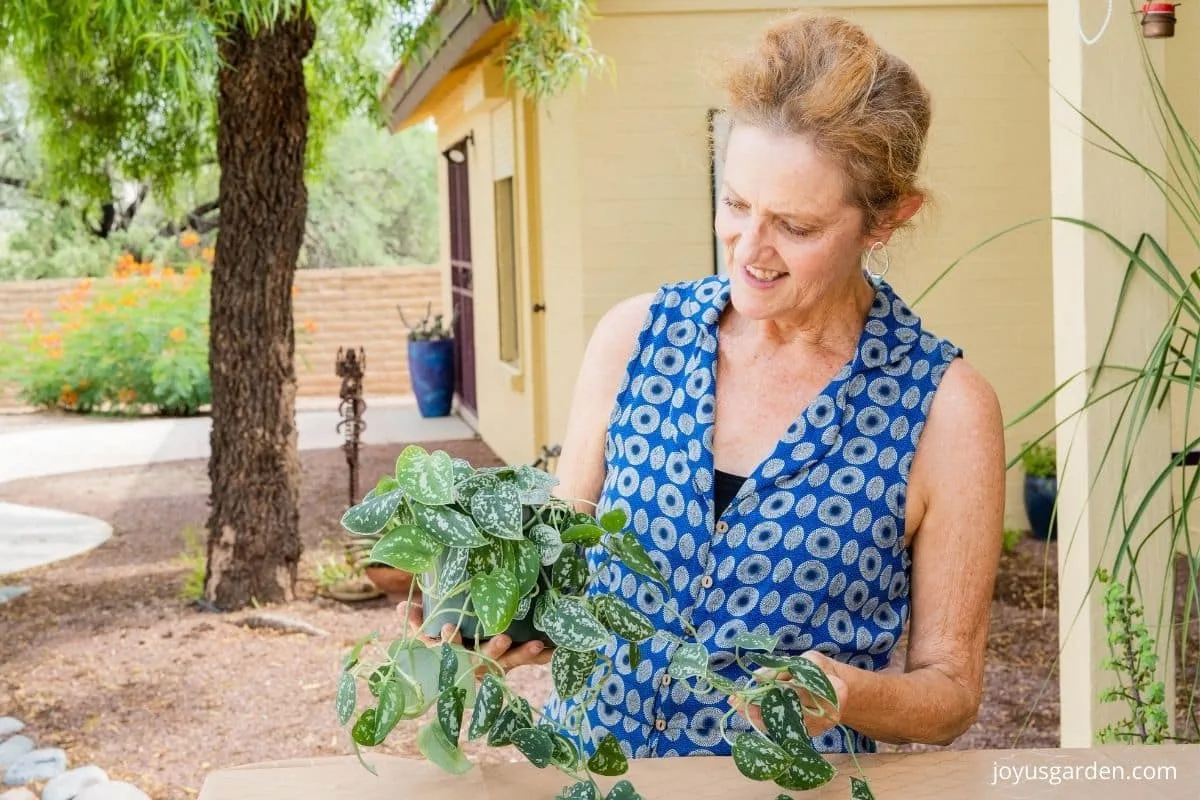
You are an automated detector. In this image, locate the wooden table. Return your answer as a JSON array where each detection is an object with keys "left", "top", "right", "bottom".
[{"left": 198, "top": 745, "right": 1198, "bottom": 799}]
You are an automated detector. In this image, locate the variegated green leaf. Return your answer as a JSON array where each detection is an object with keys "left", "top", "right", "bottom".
[
  {"left": 515, "top": 594, "right": 532, "bottom": 621},
  {"left": 561, "top": 522, "right": 605, "bottom": 546},
  {"left": 732, "top": 732, "right": 791, "bottom": 781},
  {"left": 470, "top": 568, "right": 520, "bottom": 637},
  {"left": 732, "top": 632, "right": 780, "bottom": 652},
  {"left": 342, "top": 633, "right": 376, "bottom": 670},
  {"left": 468, "top": 674, "right": 504, "bottom": 740},
  {"left": 487, "top": 697, "right": 533, "bottom": 747},
  {"left": 451, "top": 458, "right": 474, "bottom": 483},
  {"left": 434, "top": 547, "right": 471, "bottom": 596},
  {"left": 350, "top": 708, "right": 378, "bottom": 747},
  {"left": 773, "top": 748, "right": 836, "bottom": 791},
  {"left": 437, "top": 686, "right": 466, "bottom": 745},
  {"left": 411, "top": 501, "right": 487, "bottom": 547},
  {"left": 470, "top": 479, "right": 524, "bottom": 540},
  {"left": 605, "top": 780, "right": 641, "bottom": 800},
  {"left": 760, "top": 687, "right": 810, "bottom": 756},
  {"left": 467, "top": 537, "right": 506, "bottom": 576},
  {"left": 396, "top": 445, "right": 455, "bottom": 506},
  {"left": 551, "top": 549, "right": 589, "bottom": 594},
  {"left": 547, "top": 729, "right": 581, "bottom": 769},
  {"left": 388, "top": 643, "right": 440, "bottom": 716},
  {"left": 510, "top": 727, "right": 554, "bottom": 768},
  {"left": 369, "top": 524, "right": 443, "bottom": 572},
  {"left": 438, "top": 643, "right": 458, "bottom": 691},
  {"left": 537, "top": 595, "right": 614, "bottom": 651},
  {"left": 340, "top": 488, "right": 403, "bottom": 535},
  {"left": 529, "top": 523, "right": 564, "bottom": 566},
  {"left": 629, "top": 641, "right": 642, "bottom": 671},
  {"left": 513, "top": 540, "right": 543, "bottom": 596},
  {"left": 556, "top": 781, "right": 597, "bottom": 800},
  {"left": 599, "top": 508, "right": 627, "bottom": 533},
  {"left": 374, "top": 677, "right": 405, "bottom": 744},
  {"left": 668, "top": 642, "right": 710, "bottom": 680},
  {"left": 781, "top": 655, "right": 839, "bottom": 708},
  {"left": 336, "top": 671, "right": 356, "bottom": 725},
  {"left": 417, "top": 721, "right": 473, "bottom": 775},
  {"left": 605, "top": 533, "right": 668, "bottom": 587},
  {"left": 850, "top": 777, "right": 875, "bottom": 799},
  {"left": 551, "top": 645, "right": 597, "bottom": 698},
  {"left": 514, "top": 464, "right": 558, "bottom": 504},
  {"left": 591, "top": 594, "right": 655, "bottom": 643},
  {"left": 586, "top": 734, "right": 627, "bottom": 776}
]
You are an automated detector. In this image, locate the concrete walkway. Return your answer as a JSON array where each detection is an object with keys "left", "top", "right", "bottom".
[{"left": 0, "top": 397, "right": 474, "bottom": 578}]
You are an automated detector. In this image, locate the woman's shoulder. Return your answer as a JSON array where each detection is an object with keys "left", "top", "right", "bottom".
[{"left": 592, "top": 276, "right": 724, "bottom": 350}]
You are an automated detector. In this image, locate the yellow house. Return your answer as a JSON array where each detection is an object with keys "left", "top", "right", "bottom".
[
  {"left": 383, "top": 0, "right": 1200, "bottom": 751},
  {"left": 383, "top": 0, "right": 1055, "bottom": 518}
]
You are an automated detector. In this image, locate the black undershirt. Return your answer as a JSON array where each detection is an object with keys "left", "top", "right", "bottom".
[{"left": 713, "top": 469, "right": 747, "bottom": 520}]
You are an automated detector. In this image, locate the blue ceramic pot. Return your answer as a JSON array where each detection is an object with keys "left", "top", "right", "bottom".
[
  {"left": 1024, "top": 475, "right": 1058, "bottom": 541},
  {"left": 408, "top": 338, "right": 454, "bottom": 418}
]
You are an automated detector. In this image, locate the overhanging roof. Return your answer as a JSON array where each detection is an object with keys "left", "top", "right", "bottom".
[{"left": 381, "top": 0, "right": 510, "bottom": 131}]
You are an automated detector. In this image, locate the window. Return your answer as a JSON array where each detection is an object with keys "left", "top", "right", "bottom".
[
  {"left": 494, "top": 176, "right": 519, "bottom": 365},
  {"left": 708, "top": 109, "right": 732, "bottom": 276}
]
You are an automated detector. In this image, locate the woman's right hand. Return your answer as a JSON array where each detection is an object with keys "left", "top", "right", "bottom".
[{"left": 396, "top": 600, "right": 553, "bottom": 678}]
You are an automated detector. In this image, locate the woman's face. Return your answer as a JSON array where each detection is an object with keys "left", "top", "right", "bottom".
[{"left": 714, "top": 124, "right": 876, "bottom": 322}]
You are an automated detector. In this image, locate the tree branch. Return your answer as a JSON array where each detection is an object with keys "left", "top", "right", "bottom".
[{"left": 158, "top": 199, "right": 220, "bottom": 237}]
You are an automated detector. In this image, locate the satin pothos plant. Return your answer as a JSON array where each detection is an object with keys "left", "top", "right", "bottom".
[{"left": 335, "top": 445, "right": 874, "bottom": 799}]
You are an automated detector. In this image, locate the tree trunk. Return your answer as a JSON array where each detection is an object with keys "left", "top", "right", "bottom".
[{"left": 204, "top": 12, "right": 315, "bottom": 610}]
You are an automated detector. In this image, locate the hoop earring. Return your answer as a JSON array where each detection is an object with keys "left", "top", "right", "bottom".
[{"left": 862, "top": 241, "right": 890, "bottom": 287}]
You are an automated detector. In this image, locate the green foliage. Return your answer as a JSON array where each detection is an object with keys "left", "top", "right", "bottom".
[
  {"left": 397, "top": 300, "right": 452, "bottom": 340},
  {"left": 1019, "top": 441, "right": 1056, "bottom": 479},
  {"left": 0, "top": 246, "right": 211, "bottom": 416},
  {"left": 337, "top": 449, "right": 873, "bottom": 798},
  {"left": 1001, "top": 527, "right": 1023, "bottom": 553},
  {"left": 177, "top": 526, "right": 208, "bottom": 602},
  {"left": 1095, "top": 569, "right": 1170, "bottom": 744}
]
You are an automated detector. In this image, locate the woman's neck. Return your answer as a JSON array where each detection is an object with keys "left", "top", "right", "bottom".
[{"left": 725, "top": 272, "right": 876, "bottom": 359}]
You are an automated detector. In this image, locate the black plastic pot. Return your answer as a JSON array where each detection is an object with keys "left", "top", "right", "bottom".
[
  {"left": 420, "top": 556, "right": 555, "bottom": 648},
  {"left": 1023, "top": 475, "right": 1058, "bottom": 541}
]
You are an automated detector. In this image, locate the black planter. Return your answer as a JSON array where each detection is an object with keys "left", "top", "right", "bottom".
[
  {"left": 1023, "top": 475, "right": 1058, "bottom": 541},
  {"left": 420, "top": 556, "right": 555, "bottom": 649}
]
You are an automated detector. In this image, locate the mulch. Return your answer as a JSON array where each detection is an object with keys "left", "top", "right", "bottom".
[{"left": 0, "top": 438, "right": 1194, "bottom": 797}]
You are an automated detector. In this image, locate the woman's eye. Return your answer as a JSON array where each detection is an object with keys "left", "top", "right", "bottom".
[
  {"left": 781, "top": 221, "right": 810, "bottom": 237},
  {"left": 721, "top": 197, "right": 746, "bottom": 211}
]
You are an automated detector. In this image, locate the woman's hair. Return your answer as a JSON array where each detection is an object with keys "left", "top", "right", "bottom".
[{"left": 717, "top": 13, "right": 932, "bottom": 233}]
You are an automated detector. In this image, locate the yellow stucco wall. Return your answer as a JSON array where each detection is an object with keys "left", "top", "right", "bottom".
[{"left": 532, "top": 0, "right": 1052, "bottom": 527}]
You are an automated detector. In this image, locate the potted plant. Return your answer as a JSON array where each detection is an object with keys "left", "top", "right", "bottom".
[
  {"left": 399, "top": 302, "right": 455, "bottom": 418},
  {"left": 336, "top": 445, "right": 876, "bottom": 799},
  {"left": 1021, "top": 441, "right": 1057, "bottom": 541}
]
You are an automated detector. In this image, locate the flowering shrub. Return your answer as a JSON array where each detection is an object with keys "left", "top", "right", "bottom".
[{"left": 0, "top": 239, "right": 213, "bottom": 416}]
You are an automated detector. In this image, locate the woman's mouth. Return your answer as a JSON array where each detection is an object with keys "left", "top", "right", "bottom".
[{"left": 743, "top": 264, "right": 786, "bottom": 286}]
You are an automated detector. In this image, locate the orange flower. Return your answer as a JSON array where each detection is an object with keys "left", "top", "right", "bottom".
[
  {"left": 302, "top": 319, "right": 318, "bottom": 334},
  {"left": 201, "top": 247, "right": 215, "bottom": 263},
  {"left": 22, "top": 308, "right": 42, "bottom": 327},
  {"left": 179, "top": 230, "right": 201, "bottom": 249},
  {"left": 119, "top": 294, "right": 137, "bottom": 307},
  {"left": 96, "top": 302, "right": 116, "bottom": 315},
  {"left": 117, "top": 388, "right": 137, "bottom": 404},
  {"left": 147, "top": 277, "right": 162, "bottom": 290},
  {"left": 185, "top": 265, "right": 203, "bottom": 279},
  {"left": 77, "top": 278, "right": 94, "bottom": 292},
  {"left": 169, "top": 326, "right": 187, "bottom": 343},
  {"left": 39, "top": 332, "right": 62, "bottom": 350},
  {"left": 138, "top": 262, "right": 154, "bottom": 276},
  {"left": 161, "top": 267, "right": 176, "bottom": 278},
  {"left": 59, "top": 386, "right": 78, "bottom": 407}
]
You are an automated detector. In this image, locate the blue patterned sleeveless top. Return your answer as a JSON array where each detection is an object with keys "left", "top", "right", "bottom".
[{"left": 542, "top": 274, "right": 961, "bottom": 758}]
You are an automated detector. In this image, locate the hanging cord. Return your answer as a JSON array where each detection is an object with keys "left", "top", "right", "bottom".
[{"left": 1078, "top": 0, "right": 1114, "bottom": 44}]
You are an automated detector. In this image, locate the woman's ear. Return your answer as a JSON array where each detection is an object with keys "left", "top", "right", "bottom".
[{"left": 874, "top": 193, "right": 925, "bottom": 243}]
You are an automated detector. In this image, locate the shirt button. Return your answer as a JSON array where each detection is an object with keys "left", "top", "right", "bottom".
[
  {"left": 654, "top": 717, "right": 666, "bottom": 732},
  {"left": 700, "top": 575, "right": 713, "bottom": 589},
  {"left": 661, "top": 674, "right": 672, "bottom": 688},
  {"left": 715, "top": 520, "right": 729, "bottom": 534}
]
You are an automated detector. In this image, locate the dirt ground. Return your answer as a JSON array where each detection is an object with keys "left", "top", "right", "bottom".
[{"left": 0, "top": 440, "right": 1194, "bottom": 798}]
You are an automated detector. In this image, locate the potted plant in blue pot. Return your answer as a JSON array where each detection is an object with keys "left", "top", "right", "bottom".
[
  {"left": 399, "top": 302, "right": 454, "bottom": 418},
  {"left": 1021, "top": 441, "right": 1057, "bottom": 541}
]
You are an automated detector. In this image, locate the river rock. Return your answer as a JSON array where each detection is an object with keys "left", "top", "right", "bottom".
[
  {"left": 76, "top": 782, "right": 150, "bottom": 800},
  {"left": 0, "top": 738, "right": 33, "bottom": 771},
  {"left": 0, "top": 720, "right": 23, "bottom": 739},
  {"left": 4, "top": 747, "right": 67, "bottom": 785},
  {"left": 44, "top": 765, "right": 109, "bottom": 800},
  {"left": 0, "top": 787, "right": 38, "bottom": 800}
]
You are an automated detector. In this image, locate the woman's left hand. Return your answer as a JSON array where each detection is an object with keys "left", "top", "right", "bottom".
[{"left": 730, "top": 650, "right": 849, "bottom": 737}]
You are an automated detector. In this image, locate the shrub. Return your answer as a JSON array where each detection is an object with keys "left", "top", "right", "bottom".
[
  {"left": 1020, "top": 441, "right": 1056, "bottom": 479},
  {"left": 0, "top": 239, "right": 212, "bottom": 416}
]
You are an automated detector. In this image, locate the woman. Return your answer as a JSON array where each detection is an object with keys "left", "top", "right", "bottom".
[{"left": 405, "top": 12, "right": 1005, "bottom": 758}]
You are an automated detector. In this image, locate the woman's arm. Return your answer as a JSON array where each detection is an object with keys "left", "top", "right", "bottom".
[
  {"left": 802, "top": 357, "right": 1007, "bottom": 745},
  {"left": 552, "top": 292, "right": 657, "bottom": 510}
]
